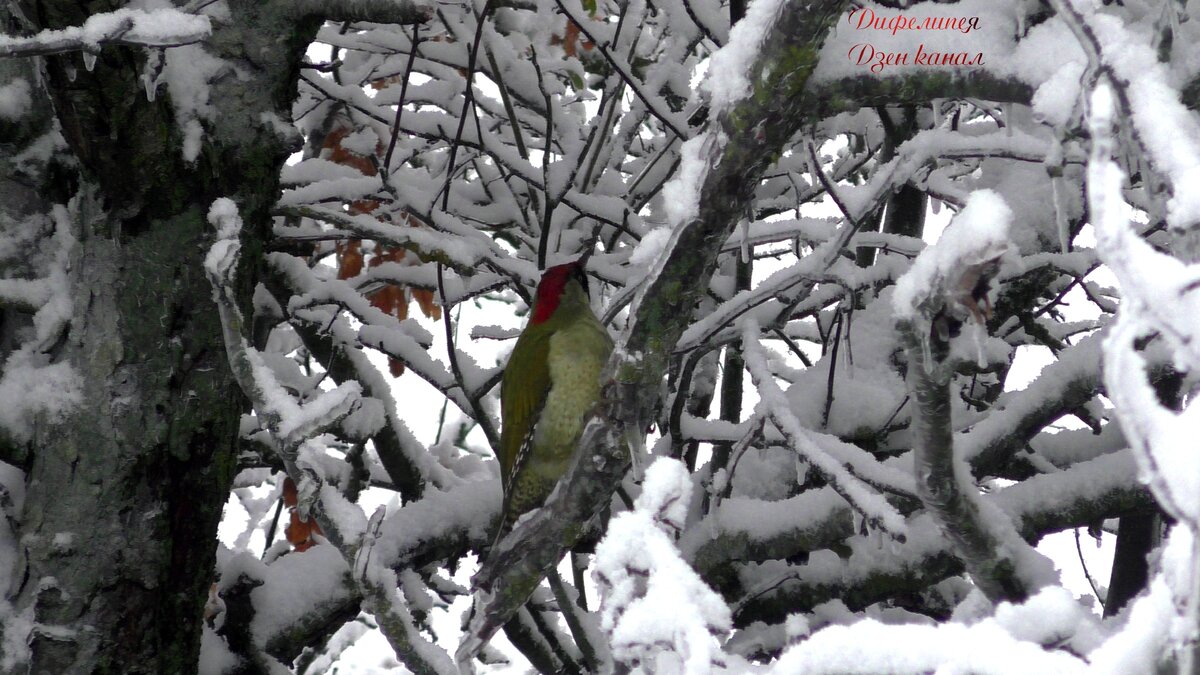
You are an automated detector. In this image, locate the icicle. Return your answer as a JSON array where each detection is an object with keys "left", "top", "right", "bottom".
[
  {"left": 625, "top": 424, "right": 647, "bottom": 482},
  {"left": 921, "top": 328, "right": 935, "bottom": 375},
  {"left": 65, "top": 64, "right": 76, "bottom": 82},
  {"left": 82, "top": 51, "right": 97, "bottom": 72},
  {"left": 142, "top": 49, "right": 164, "bottom": 103},
  {"left": 1002, "top": 102, "right": 1013, "bottom": 136},
  {"left": 143, "top": 71, "right": 158, "bottom": 102},
  {"left": 931, "top": 198, "right": 941, "bottom": 215},
  {"left": 1052, "top": 176, "right": 1070, "bottom": 253},
  {"left": 795, "top": 457, "right": 809, "bottom": 485},
  {"left": 931, "top": 98, "right": 943, "bottom": 128},
  {"left": 709, "top": 468, "right": 728, "bottom": 501},
  {"left": 969, "top": 321, "right": 987, "bottom": 369},
  {"left": 739, "top": 218, "right": 751, "bottom": 263}
]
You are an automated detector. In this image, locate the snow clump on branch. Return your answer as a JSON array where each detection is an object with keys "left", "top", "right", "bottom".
[
  {"left": 704, "top": 0, "right": 786, "bottom": 112},
  {"left": 593, "top": 458, "right": 737, "bottom": 673},
  {"left": 892, "top": 189, "right": 1012, "bottom": 321}
]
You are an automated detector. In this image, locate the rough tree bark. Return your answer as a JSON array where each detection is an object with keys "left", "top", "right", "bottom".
[
  {"left": 6, "top": 2, "right": 313, "bottom": 670},
  {"left": 0, "top": 0, "right": 425, "bottom": 670}
]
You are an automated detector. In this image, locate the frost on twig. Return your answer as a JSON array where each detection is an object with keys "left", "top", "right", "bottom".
[{"left": 0, "top": 8, "right": 210, "bottom": 58}]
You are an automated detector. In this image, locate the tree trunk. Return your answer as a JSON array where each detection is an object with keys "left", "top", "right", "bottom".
[{"left": 7, "top": 1, "right": 319, "bottom": 670}]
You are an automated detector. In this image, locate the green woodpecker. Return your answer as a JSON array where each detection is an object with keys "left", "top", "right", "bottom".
[{"left": 497, "top": 261, "right": 614, "bottom": 535}]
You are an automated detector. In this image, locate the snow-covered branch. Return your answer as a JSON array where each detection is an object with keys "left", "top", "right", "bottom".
[
  {"left": 264, "top": 253, "right": 452, "bottom": 499},
  {"left": 742, "top": 319, "right": 907, "bottom": 538},
  {"left": 893, "top": 190, "right": 1053, "bottom": 604},
  {"left": 1049, "top": 0, "right": 1200, "bottom": 238},
  {"left": 206, "top": 202, "right": 363, "bottom": 457},
  {"left": 1086, "top": 77, "right": 1200, "bottom": 671},
  {"left": 205, "top": 198, "right": 457, "bottom": 673},
  {"left": 0, "top": 8, "right": 210, "bottom": 57},
  {"left": 593, "top": 459, "right": 733, "bottom": 672}
]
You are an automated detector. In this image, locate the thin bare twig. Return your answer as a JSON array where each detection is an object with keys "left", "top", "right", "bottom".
[
  {"left": 382, "top": 23, "right": 421, "bottom": 179},
  {"left": 551, "top": 0, "right": 688, "bottom": 140},
  {"left": 437, "top": 263, "right": 500, "bottom": 450}
]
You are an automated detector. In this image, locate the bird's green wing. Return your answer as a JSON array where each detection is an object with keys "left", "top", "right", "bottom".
[{"left": 498, "top": 323, "right": 552, "bottom": 489}]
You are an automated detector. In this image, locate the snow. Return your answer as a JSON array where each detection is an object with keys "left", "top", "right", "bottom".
[
  {"left": 1001, "top": 15, "right": 1085, "bottom": 89},
  {"left": 199, "top": 625, "right": 241, "bottom": 675},
  {"left": 0, "top": 277, "right": 49, "bottom": 314},
  {"left": 0, "top": 200, "right": 81, "bottom": 444},
  {"left": 243, "top": 340, "right": 362, "bottom": 445},
  {"left": 0, "top": 600, "right": 33, "bottom": 671},
  {"left": 1031, "top": 62, "right": 1084, "bottom": 129},
  {"left": 265, "top": 255, "right": 456, "bottom": 490},
  {"left": 992, "top": 586, "right": 1103, "bottom": 655},
  {"left": 318, "top": 484, "right": 368, "bottom": 546},
  {"left": 1073, "top": 2, "right": 1200, "bottom": 230},
  {"left": 784, "top": 289, "right": 909, "bottom": 440},
  {"left": 628, "top": 227, "right": 672, "bottom": 269},
  {"left": 1087, "top": 80, "right": 1200, "bottom": 523},
  {"left": 594, "top": 458, "right": 733, "bottom": 674},
  {"left": 0, "top": 352, "right": 80, "bottom": 442},
  {"left": 743, "top": 319, "right": 907, "bottom": 537},
  {"left": 661, "top": 134, "right": 710, "bottom": 227},
  {"left": 769, "top": 612, "right": 1088, "bottom": 674},
  {"left": 993, "top": 451, "right": 1139, "bottom": 535},
  {"left": 208, "top": 197, "right": 241, "bottom": 239},
  {"left": 892, "top": 189, "right": 1012, "bottom": 320},
  {"left": 243, "top": 545, "right": 354, "bottom": 648},
  {"left": 703, "top": 0, "right": 786, "bottom": 112},
  {"left": 680, "top": 486, "right": 848, "bottom": 566},
  {"left": 130, "top": 0, "right": 227, "bottom": 160},
  {"left": 281, "top": 157, "right": 367, "bottom": 184},
  {"left": 634, "top": 458, "right": 691, "bottom": 533},
  {"left": 278, "top": 176, "right": 383, "bottom": 207},
  {"left": 341, "top": 396, "right": 386, "bottom": 440},
  {"left": 961, "top": 332, "right": 1103, "bottom": 467},
  {"left": 204, "top": 198, "right": 242, "bottom": 280},
  {"left": 0, "top": 79, "right": 31, "bottom": 121},
  {"left": 1087, "top": 527, "right": 1194, "bottom": 674},
  {"left": 375, "top": 480, "right": 500, "bottom": 568}
]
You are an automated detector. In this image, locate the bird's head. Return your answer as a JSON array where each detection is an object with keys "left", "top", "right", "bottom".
[{"left": 529, "top": 260, "right": 590, "bottom": 325}]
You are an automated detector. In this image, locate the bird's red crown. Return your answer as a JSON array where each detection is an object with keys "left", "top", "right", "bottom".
[{"left": 530, "top": 261, "right": 587, "bottom": 325}]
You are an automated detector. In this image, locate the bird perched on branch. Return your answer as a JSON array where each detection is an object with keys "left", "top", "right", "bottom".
[{"left": 497, "top": 260, "right": 614, "bottom": 538}]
